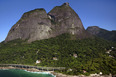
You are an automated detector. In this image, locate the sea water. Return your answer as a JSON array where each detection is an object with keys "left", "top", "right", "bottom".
[{"left": 0, "top": 69, "right": 55, "bottom": 77}]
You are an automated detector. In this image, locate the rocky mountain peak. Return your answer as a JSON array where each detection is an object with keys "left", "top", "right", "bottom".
[
  {"left": 86, "top": 26, "right": 101, "bottom": 35},
  {"left": 87, "top": 26, "right": 99, "bottom": 29},
  {"left": 22, "top": 8, "right": 46, "bottom": 18},
  {"left": 5, "top": 3, "right": 91, "bottom": 43},
  {"left": 63, "top": 2, "right": 69, "bottom": 6},
  {"left": 86, "top": 26, "right": 116, "bottom": 42},
  {"left": 48, "top": 3, "right": 86, "bottom": 36}
]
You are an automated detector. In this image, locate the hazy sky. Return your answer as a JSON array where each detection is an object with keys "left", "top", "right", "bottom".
[{"left": 0, "top": 0, "right": 116, "bottom": 42}]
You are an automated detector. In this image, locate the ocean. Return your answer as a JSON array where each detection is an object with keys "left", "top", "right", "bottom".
[{"left": 0, "top": 69, "right": 55, "bottom": 77}]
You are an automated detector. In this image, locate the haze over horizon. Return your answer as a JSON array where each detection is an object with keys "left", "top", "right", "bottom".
[{"left": 0, "top": 0, "right": 116, "bottom": 42}]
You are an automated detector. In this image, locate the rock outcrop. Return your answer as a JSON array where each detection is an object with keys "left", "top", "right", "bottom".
[
  {"left": 48, "top": 3, "right": 90, "bottom": 39},
  {"left": 5, "top": 8, "right": 53, "bottom": 42},
  {"left": 86, "top": 26, "right": 116, "bottom": 42},
  {"left": 5, "top": 3, "right": 90, "bottom": 43}
]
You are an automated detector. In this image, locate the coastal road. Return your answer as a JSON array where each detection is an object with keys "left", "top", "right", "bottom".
[{"left": 0, "top": 64, "right": 65, "bottom": 71}]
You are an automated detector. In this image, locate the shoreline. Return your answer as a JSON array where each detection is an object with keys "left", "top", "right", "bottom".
[{"left": 0, "top": 67, "right": 113, "bottom": 77}]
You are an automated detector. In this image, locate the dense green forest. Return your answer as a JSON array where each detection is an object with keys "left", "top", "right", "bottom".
[{"left": 0, "top": 34, "right": 116, "bottom": 75}]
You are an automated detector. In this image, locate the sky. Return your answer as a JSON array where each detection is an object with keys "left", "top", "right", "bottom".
[{"left": 0, "top": 0, "right": 116, "bottom": 42}]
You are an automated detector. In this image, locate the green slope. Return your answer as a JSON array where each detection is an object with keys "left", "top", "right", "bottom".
[{"left": 0, "top": 33, "right": 116, "bottom": 75}]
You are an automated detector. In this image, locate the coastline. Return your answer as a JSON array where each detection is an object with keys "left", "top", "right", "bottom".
[{"left": 0, "top": 67, "right": 113, "bottom": 77}]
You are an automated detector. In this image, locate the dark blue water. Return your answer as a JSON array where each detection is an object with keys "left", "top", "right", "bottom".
[{"left": 0, "top": 69, "right": 55, "bottom": 77}]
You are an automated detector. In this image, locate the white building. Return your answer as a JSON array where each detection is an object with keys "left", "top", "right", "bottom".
[
  {"left": 99, "top": 72, "right": 102, "bottom": 75},
  {"left": 53, "top": 57, "right": 58, "bottom": 60},
  {"left": 36, "top": 60, "right": 41, "bottom": 64},
  {"left": 112, "top": 47, "right": 114, "bottom": 49},
  {"left": 106, "top": 50, "right": 112, "bottom": 54},
  {"left": 73, "top": 54, "right": 78, "bottom": 58},
  {"left": 67, "top": 69, "right": 73, "bottom": 71}
]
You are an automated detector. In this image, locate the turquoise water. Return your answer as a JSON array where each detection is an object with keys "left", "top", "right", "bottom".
[{"left": 0, "top": 69, "right": 55, "bottom": 77}]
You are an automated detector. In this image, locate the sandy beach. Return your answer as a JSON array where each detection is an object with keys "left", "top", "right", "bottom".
[{"left": 0, "top": 67, "right": 113, "bottom": 77}]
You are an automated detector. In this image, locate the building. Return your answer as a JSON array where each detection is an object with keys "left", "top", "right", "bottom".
[
  {"left": 106, "top": 50, "right": 112, "bottom": 54},
  {"left": 53, "top": 57, "right": 58, "bottom": 60},
  {"left": 73, "top": 54, "right": 78, "bottom": 58},
  {"left": 36, "top": 60, "right": 41, "bottom": 64}
]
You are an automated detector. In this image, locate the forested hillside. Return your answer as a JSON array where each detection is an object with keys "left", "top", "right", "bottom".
[{"left": 0, "top": 34, "right": 116, "bottom": 75}]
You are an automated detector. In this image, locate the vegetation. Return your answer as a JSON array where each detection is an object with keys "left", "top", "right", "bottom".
[{"left": 0, "top": 33, "right": 116, "bottom": 75}]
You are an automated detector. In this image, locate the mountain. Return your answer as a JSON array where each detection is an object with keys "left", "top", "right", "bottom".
[
  {"left": 86, "top": 26, "right": 116, "bottom": 42},
  {"left": 1, "top": 2, "right": 116, "bottom": 76},
  {"left": 5, "top": 3, "right": 91, "bottom": 43}
]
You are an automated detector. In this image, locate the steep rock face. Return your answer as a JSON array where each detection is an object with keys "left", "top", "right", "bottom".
[
  {"left": 86, "top": 26, "right": 116, "bottom": 42},
  {"left": 5, "top": 9, "right": 53, "bottom": 42},
  {"left": 48, "top": 3, "right": 89, "bottom": 39},
  {"left": 5, "top": 3, "right": 90, "bottom": 43}
]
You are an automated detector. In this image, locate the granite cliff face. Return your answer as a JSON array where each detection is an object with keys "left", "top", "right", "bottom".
[
  {"left": 5, "top": 3, "right": 90, "bottom": 43},
  {"left": 5, "top": 9, "right": 53, "bottom": 42},
  {"left": 86, "top": 26, "right": 116, "bottom": 42},
  {"left": 48, "top": 3, "right": 88, "bottom": 38}
]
